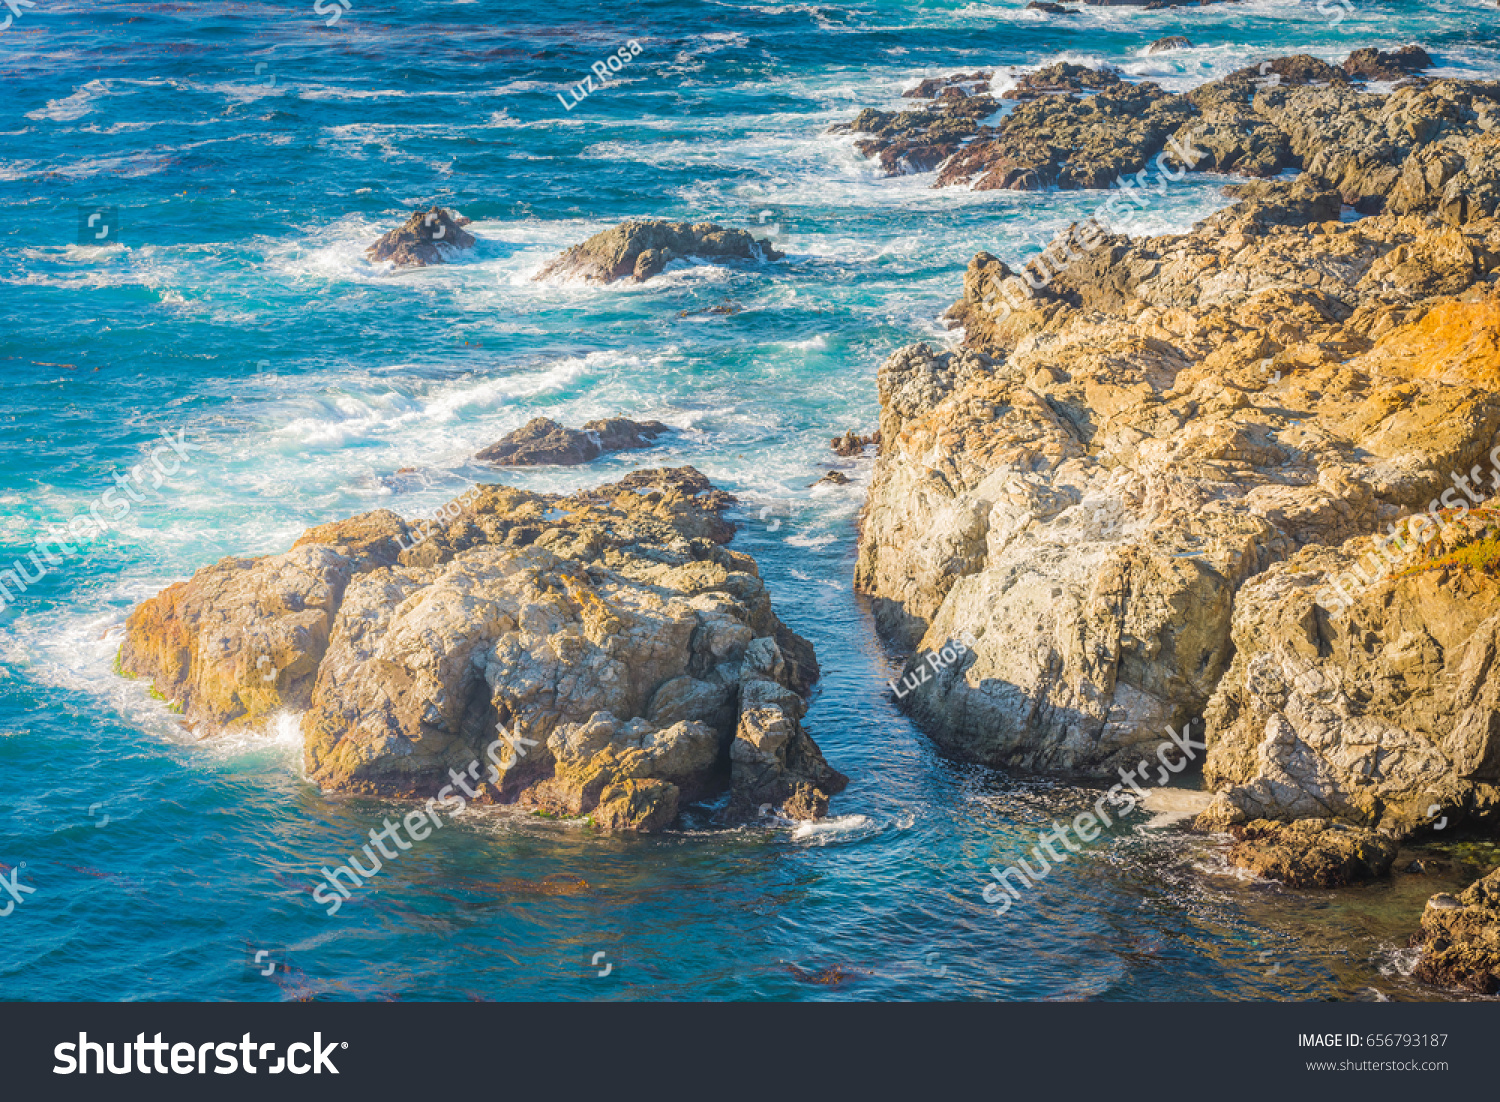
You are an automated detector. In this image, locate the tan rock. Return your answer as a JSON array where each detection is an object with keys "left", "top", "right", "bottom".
[{"left": 121, "top": 468, "right": 845, "bottom": 831}]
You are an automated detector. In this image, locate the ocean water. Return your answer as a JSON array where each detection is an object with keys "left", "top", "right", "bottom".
[{"left": 2, "top": 0, "right": 1499, "bottom": 1002}]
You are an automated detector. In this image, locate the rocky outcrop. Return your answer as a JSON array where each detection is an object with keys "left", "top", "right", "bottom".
[
  {"left": 840, "top": 55, "right": 1500, "bottom": 217},
  {"left": 1343, "top": 45, "right": 1432, "bottom": 83},
  {"left": 831, "top": 430, "right": 879, "bottom": 456},
  {"left": 475, "top": 417, "right": 670, "bottom": 466},
  {"left": 535, "top": 220, "right": 782, "bottom": 284},
  {"left": 856, "top": 126, "right": 1500, "bottom": 779},
  {"left": 832, "top": 77, "right": 998, "bottom": 177},
  {"left": 937, "top": 77, "right": 1196, "bottom": 190},
  {"left": 119, "top": 467, "right": 845, "bottom": 832},
  {"left": 1227, "top": 819, "right": 1399, "bottom": 887},
  {"left": 366, "top": 207, "right": 477, "bottom": 268},
  {"left": 1413, "top": 867, "right": 1500, "bottom": 994},
  {"left": 1148, "top": 37, "right": 1192, "bottom": 53}
]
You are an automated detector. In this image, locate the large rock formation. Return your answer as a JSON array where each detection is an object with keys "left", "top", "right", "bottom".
[
  {"left": 476, "top": 417, "right": 671, "bottom": 466},
  {"left": 366, "top": 207, "right": 477, "bottom": 268},
  {"left": 119, "top": 468, "right": 845, "bottom": 831},
  {"left": 1413, "top": 867, "right": 1500, "bottom": 994},
  {"left": 535, "top": 220, "right": 782, "bottom": 284},
  {"left": 839, "top": 54, "right": 1499, "bottom": 211},
  {"left": 1198, "top": 504, "right": 1500, "bottom": 837},
  {"left": 855, "top": 127, "right": 1500, "bottom": 788}
]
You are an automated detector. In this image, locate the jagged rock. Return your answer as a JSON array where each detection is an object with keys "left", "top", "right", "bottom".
[
  {"left": 1212, "top": 176, "right": 1344, "bottom": 229},
  {"left": 1226, "top": 819, "right": 1399, "bottom": 887},
  {"left": 476, "top": 417, "right": 671, "bottom": 466},
  {"left": 1224, "top": 55, "right": 1351, "bottom": 87},
  {"left": 119, "top": 467, "right": 845, "bottom": 832},
  {"left": 366, "top": 207, "right": 476, "bottom": 268},
  {"left": 831, "top": 430, "right": 879, "bottom": 456},
  {"left": 1026, "top": 2, "right": 1077, "bottom": 11},
  {"left": 858, "top": 194, "right": 1500, "bottom": 778},
  {"left": 843, "top": 60, "right": 1500, "bottom": 220},
  {"left": 1343, "top": 45, "right": 1433, "bottom": 83},
  {"left": 813, "top": 471, "right": 851, "bottom": 486},
  {"left": 937, "top": 77, "right": 1195, "bottom": 190},
  {"left": 904, "top": 71, "right": 994, "bottom": 99},
  {"left": 833, "top": 78, "right": 999, "bottom": 177},
  {"left": 534, "top": 220, "right": 781, "bottom": 284},
  {"left": 1197, "top": 501, "right": 1500, "bottom": 838},
  {"left": 1000, "top": 61, "right": 1124, "bottom": 101},
  {"left": 1148, "top": 37, "right": 1193, "bottom": 53},
  {"left": 1413, "top": 867, "right": 1500, "bottom": 994}
]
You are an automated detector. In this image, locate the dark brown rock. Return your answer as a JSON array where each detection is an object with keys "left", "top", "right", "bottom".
[
  {"left": 999, "top": 61, "right": 1124, "bottom": 101},
  {"left": 1227, "top": 819, "right": 1399, "bottom": 887},
  {"left": 1343, "top": 45, "right": 1433, "bottom": 83},
  {"left": 366, "top": 207, "right": 477, "bottom": 268},
  {"left": 1148, "top": 36, "right": 1193, "bottom": 53},
  {"left": 832, "top": 430, "right": 879, "bottom": 456},
  {"left": 903, "top": 71, "right": 994, "bottom": 99},
  {"left": 476, "top": 417, "right": 671, "bottom": 466},
  {"left": 1224, "top": 54, "right": 1351, "bottom": 87}
]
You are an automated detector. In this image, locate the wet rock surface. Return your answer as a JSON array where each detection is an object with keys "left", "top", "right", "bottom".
[
  {"left": 476, "top": 417, "right": 672, "bottom": 466},
  {"left": 366, "top": 207, "right": 477, "bottom": 268},
  {"left": 1226, "top": 819, "right": 1399, "bottom": 887},
  {"left": 535, "top": 219, "right": 782, "bottom": 284}
]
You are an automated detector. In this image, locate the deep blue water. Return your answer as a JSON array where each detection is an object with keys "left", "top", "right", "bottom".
[{"left": 2, "top": 0, "right": 1499, "bottom": 1002}]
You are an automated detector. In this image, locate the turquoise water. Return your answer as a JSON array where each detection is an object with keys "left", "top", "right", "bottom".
[{"left": 2, "top": 0, "right": 1498, "bottom": 1002}]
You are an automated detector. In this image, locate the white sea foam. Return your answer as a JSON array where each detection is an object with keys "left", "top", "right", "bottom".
[{"left": 790, "top": 813, "right": 873, "bottom": 842}]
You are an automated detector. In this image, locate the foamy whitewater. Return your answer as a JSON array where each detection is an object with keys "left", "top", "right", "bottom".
[{"left": 1, "top": 0, "right": 1497, "bottom": 1001}]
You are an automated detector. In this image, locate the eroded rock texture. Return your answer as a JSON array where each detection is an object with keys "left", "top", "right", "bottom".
[{"left": 121, "top": 468, "right": 845, "bottom": 831}]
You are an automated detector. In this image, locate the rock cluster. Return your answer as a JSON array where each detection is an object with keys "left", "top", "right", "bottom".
[
  {"left": 366, "top": 207, "right": 477, "bottom": 268},
  {"left": 855, "top": 69, "right": 1500, "bottom": 795},
  {"left": 832, "top": 79, "right": 998, "bottom": 177},
  {"left": 535, "top": 220, "right": 782, "bottom": 284},
  {"left": 119, "top": 467, "right": 846, "bottom": 832},
  {"left": 841, "top": 49, "right": 1455, "bottom": 196},
  {"left": 475, "top": 417, "right": 671, "bottom": 466},
  {"left": 1413, "top": 868, "right": 1500, "bottom": 994}
]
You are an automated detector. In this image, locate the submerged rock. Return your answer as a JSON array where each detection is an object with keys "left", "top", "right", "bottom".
[
  {"left": 1148, "top": 37, "right": 1193, "bottom": 53},
  {"left": 475, "top": 417, "right": 671, "bottom": 466},
  {"left": 366, "top": 207, "right": 477, "bottom": 268},
  {"left": 1413, "top": 867, "right": 1500, "bottom": 994},
  {"left": 119, "top": 467, "right": 846, "bottom": 832},
  {"left": 1226, "top": 819, "right": 1398, "bottom": 887},
  {"left": 535, "top": 219, "right": 782, "bottom": 284}
]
